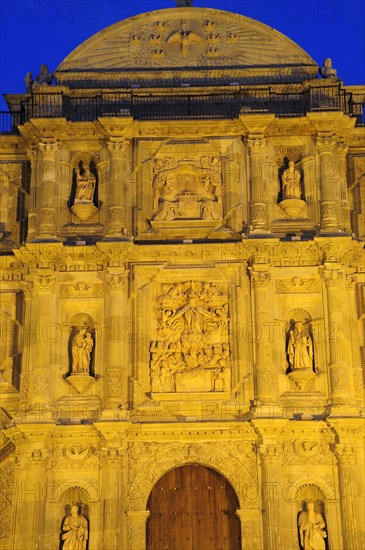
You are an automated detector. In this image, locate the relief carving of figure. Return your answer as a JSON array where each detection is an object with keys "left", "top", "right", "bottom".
[
  {"left": 61, "top": 503, "right": 88, "bottom": 550},
  {"left": 150, "top": 281, "right": 230, "bottom": 392},
  {"left": 298, "top": 501, "right": 327, "bottom": 550},
  {"left": 75, "top": 162, "right": 96, "bottom": 203},
  {"left": 71, "top": 328, "right": 93, "bottom": 374},
  {"left": 319, "top": 58, "right": 337, "bottom": 79},
  {"left": 281, "top": 160, "right": 302, "bottom": 199},
  {"left": 287, "top": 322, "right": 313, "bottom": 371},
  {"left": 151, "top": 158, "right": 222, "bottom": 221}
]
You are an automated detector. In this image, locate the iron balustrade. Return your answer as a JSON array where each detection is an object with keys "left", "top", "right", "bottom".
[{"left": 1, "top": 85, "right": 364, "bottom": 132}]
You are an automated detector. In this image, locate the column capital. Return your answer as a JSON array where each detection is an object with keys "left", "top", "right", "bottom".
[
  {"left": 33, "top": 274, "right": 56, "bottom": 294},
  {"left": 38, "top": 141, "right": 59, "bottom": 157},
  {"left": 249, "top": 266, "right": 271, "bottom": 287},
  {"left": 246, "top": 136, "right": 266, "bottom": 153},
  {"left": 258, "top": 443, "right": 280, "bottom": 460},
  {"left": 334, "top": 444, "right": 357, "bottom": 465},
  {"left": 316, "top": 134, "right": 337, "bottom": 154},
  {"left": 105, "top": 270, "right": 129, "bottom": 290},
  {"left": 321, "top": 266, "right": 344, "bottom": 287},
  {"left": 107, "top": 140, "right": 130, "bottom": 156}
]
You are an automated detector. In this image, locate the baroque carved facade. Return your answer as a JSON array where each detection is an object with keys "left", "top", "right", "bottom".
[{"left": 0, "top": 5, "right": 364, "bottom": 550}]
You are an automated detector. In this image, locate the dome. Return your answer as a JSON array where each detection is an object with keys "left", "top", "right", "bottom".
[{"left": 55, "top": 7, "right": 318, "bottom": 87}]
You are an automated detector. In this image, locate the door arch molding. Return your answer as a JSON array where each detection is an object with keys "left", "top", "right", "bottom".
[{"left": 127, "top": 442, "right": 256, "bottom": 511}]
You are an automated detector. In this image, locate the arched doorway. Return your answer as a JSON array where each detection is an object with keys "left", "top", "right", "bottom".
[{"left": 146, "top": 464, "right": 241, "bottom": 550}]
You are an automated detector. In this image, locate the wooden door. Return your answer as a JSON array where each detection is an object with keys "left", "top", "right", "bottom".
[{"left": 146, "top": 464, "right": 241, "bottom": 550}]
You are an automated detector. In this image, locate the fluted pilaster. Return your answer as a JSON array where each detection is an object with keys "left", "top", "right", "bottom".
[{"left": 317, "top": 135, "right": 342, "bottom": 233}]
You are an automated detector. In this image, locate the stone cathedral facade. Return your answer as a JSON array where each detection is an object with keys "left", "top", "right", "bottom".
[{"left": 0, "top": 5, "right": 364, "bottom": 550}]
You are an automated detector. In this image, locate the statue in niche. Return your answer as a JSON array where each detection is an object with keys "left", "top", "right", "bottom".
[
  {"left": 75, "top": 162, "right": 96, "bottom": 203},
  {"left": 71, "top": 328, "right": 93, "bottom": 374},
  {"left": 281, "top": 160, "right": 302, "bottom": 200},
  {"left": 61, "top": 502, "right": 88, "bottom": 550},
  {"left": 70, "top": 159, "right": 98, "bottom": 222},
  {"left": 287, "top": 322, "right": 313, "bottom": 372},
  {"left": 319, "top": 58, "right": 337, "bottom": 79},
  {"left": 298, "top": 501, "right": 327, "bottom": 550},
  {"left": 32, "top": 64, "right": 53, "bottom": 89}
]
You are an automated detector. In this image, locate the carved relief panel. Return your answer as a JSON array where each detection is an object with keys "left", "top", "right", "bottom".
[
  {"left": 150, "top": 281, "right": 230, "bottom": 393},
  {"left": 135, "top": 139, "right": 243, "bottom": 241}
]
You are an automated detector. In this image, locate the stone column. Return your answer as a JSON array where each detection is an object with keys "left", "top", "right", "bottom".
[
  {"left": 104, "top": 269, "right": 129, "bottom": 408},
  {"left": 334, "top": 444, "right": 361, "bottom": 549},
  {"left": 236, "top": 509, "right": 262, "bottom": 550},
  {"left": 106, "top": 140, "right": 130, "bottom": 238},
  {"left": 14, "top": 448, "right": 47, "bottom": 549},
  {"left": 246, "top": 136, "right": 269, "bottom": 234},
  {"left": 258, "top": 444, "right": 283, "bottom": 550},
  {"left": 26, "top": 148, "right": 38, "bottom": 242},
  {"left": 126, "top": 510, "right": 150, "bottom": 550},
  {"left": 249, "top": 265, "right": 277, "bottom": 404},
  {"left": 321, "top": 265, "right": 351, "bottom": 404},
  {"left": 337, "top": 141, "right": 352, "bottom": 233},
  {"left": 37, "top": 142, "right": 60, "bottom": 240},
  {"left": 317, "top": 135, "right": 342, "bottom": 233},
  {"left": 28, "top": 273, "right": 56, "bottom": 407},
  {"left": 102, "top": 448, "right": 123, "bottom": 549},
  {"left": 58, "top": 146, "right": 71, "bottom": 228}
]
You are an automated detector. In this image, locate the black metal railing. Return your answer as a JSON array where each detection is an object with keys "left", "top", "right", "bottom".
[{"left": 1, "top": 85, "right": 364, "bottom": 133}]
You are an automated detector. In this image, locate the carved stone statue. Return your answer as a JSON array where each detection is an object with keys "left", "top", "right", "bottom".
[
  {"left": 287, "top": 322, "right": 313, "bottom": 371},
  {"left": 61, "top": 503, "right": 88, "bottom": 550},
  {"left": 75, "top": 162, "right": 96, "bottom": 203},
  {"left": 32, "top": 64, "right": 53, "bottom": 89},
  {"left": 319, "top": 58, "right": 337, "bottom": 79},
  {"left": 71, "top": 328, "right": 93, "bottom": 374},
  {"left": 24, "top": 72, "right": 34, "bottom": 93},
  {"left": 175, "top": 1, "right": 193, "bottom": 7},
  {"left": 281, "top": 161, "right": 302, "bottom": 199},
  {"left": 298, "top": 501, "right": 327, "bottom": 550}
]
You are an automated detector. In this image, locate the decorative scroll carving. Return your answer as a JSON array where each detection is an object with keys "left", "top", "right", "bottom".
[
  {"left": 152, "top": 157, "right": 222, "bottom": 221},
  {"left": 0, "top": 459, "right": 15, "bottom": 540},
  {"left": 60, "top": 283, "right": 103, "bottom": 298},
  {"left": 275, "top": 277, "right": 321, "bottom": 294},
  {"left": 150, "top": 281, "right": 230, "bottom": 392}
]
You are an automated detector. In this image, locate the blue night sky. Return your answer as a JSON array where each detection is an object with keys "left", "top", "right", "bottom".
[{"left": 0, "top": 0, "right": 364, "bottom": 110}]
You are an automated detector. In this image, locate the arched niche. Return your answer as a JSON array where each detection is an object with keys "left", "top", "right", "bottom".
[
  {"left": 68, "top": 152, "right": 100, "bottom": 223},
  {"left": 67, "top": 313, "right": 96, "bottom": 377},
  {"left": 285, "top": 308, "right": 314, "bottom": 375},
  {"left": 146, "top": 464, "right": 241, "bottom": 550}
]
